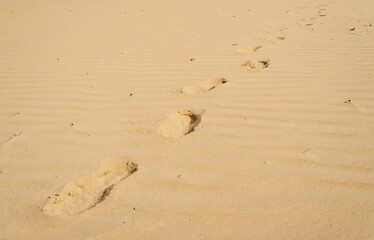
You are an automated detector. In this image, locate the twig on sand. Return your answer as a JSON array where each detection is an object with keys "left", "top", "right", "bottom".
[{"left": 2, "top": 129, "right": 23, "bottom": 145}]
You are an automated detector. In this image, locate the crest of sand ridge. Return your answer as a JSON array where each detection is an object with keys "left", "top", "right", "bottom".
[{"left": 43, "top": 157, "right": 138, "bottom": 216}]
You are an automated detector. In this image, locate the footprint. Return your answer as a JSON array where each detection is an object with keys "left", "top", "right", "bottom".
[
  {"left": 181, "top": 78, "right": 227, "bottom": 94},
  {"left": 265, "top": 27, "right": 288, "bottom": 33},
  {"left": 298, "top": 17, "right": 316, "bottom": 27},
  {"left": 236, "top": 46, "right": 262, "bottom": 54},
  {"left": 267, "top": 36, "right": 285, "bottom": 42},
  {"left": 43, "top": 157, "right": 138, "bottom": 216},
  {"left": 158, "top": 109, "right": 205, "bottom": 138},
  {"left": 241, "top": 59, "right": 270, "bottom": 70}
]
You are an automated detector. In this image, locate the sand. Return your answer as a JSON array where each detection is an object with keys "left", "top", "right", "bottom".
[{"left": 1, "top": 0, "right": 374, "bottom": 239}]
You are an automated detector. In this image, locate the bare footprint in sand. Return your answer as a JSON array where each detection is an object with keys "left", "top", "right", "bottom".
[
  {"left": 236, "top": 46, "right": 262, "bottom": 54},
  {"left": 158, "top": 109, "right": 205, "bottom": 137},
  {"left": 43, "top": 157, "right": 138, "bottom": 216},
  {"left": 241, "top": 59, "right": 270, "bottom": 70},
  {"left": 267, "top": 36, "right": 286, "bottom": 42},
  {"left": 298, "top": 17, "right": 316, "bottom": 26},
  {"left": 181, "top": 78, "right": 227, "bottom": 94},
  {"left": 265, "top": 27, "right": 288, "bottom": 33}
]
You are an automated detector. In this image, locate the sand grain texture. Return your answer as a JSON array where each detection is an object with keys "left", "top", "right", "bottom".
[{"left": 1, "top": 0, "right": 374, "bottom": 239}]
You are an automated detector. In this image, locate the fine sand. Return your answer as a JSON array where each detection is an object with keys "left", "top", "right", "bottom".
[{"left": 1, "top": 0, "right": 374, "bottom": 239}]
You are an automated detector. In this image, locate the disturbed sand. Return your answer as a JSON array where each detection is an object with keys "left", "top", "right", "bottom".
[{"left": 1, "top": 0, "right": 374, "bottom": 239}]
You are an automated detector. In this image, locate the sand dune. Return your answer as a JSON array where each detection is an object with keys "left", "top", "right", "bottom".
[{"left": 1, "top": 0, "right": 374, "bottom": 239}]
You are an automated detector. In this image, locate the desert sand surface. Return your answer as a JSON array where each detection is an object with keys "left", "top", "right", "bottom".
[{"left": 1, "top": 0, "right": 374, "bottom": 239}]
